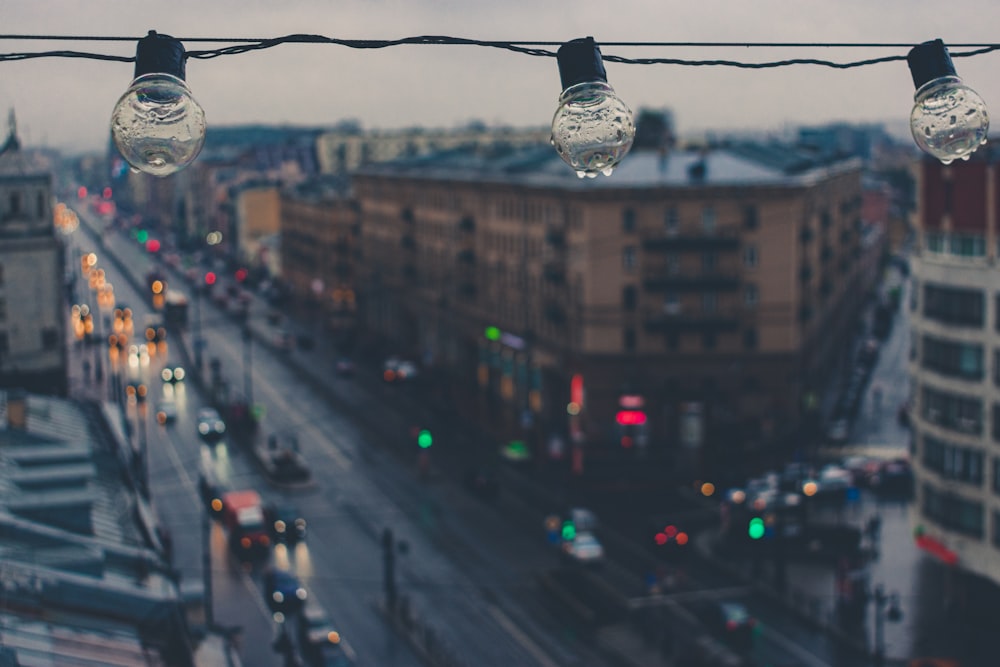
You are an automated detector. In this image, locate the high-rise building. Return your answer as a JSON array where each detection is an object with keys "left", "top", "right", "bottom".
[
  {"left": 909, "top": 144, "right": 1000, "bottom": 589},
  {"left": 353, "top": 141, "right": 878, "bottom": 480},
  {"left": 0, "top": 114, "right": 66, "bottom": 395}
]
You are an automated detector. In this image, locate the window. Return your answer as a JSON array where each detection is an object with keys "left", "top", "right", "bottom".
[
  {"left": 923, "top": 435, "right": 983, "bottom": 486},
  {"left": 743, "top": 329, "right": 758, "bottom": 350},
  {"left": 926, "top": 232, "right": 946, "bottom": 253},
  {"left": 623, "top": 208, "right": 636, "bottom": 233},
  {"left": 0, "top": 332, "right": 7, "bottom": 355},
  {"left": 622, "top": 285, "right": 637, "bottom": 311},
  {"left": 921, "top": 335, "right": 983, "bottom": 380},
  {"left": 666, "top": 253, "right": 680, "bottom": 275},
  {"left": 663, "top": 293, "right": 681, "bottom": 315},
  {"left": 992, "top": 511, "right": 1000, "bottom": 549},
  {"left": 922, "top": 386, "right": 982, "bottom": 435},
  {"left": 922, "top": 484, "right": 983, "bottom": 539},
  {"left": 744, "top": 284, "right": 758, "bottom": 308},
  {"left": 0, "top": 298, "right": 6, "bottom": 320},
  {"left": 992, "top": 458, "right": 1000, "bottom": 496},
  {"left": 702, "top": 292, "right": 717, "bottom": 314},
  {"left": 664, "top": 207, "right": 679, "bottom": 235},
  {"left": 701, "top": 206, "right": 716, "bottom": 234},
  {"left": 622, "top": 245, "right": 637, "bottom": 272},
  {"left": 36, "top": 192, "right": 44, "bottom": 218},
  {"left": 702, "top": 252, "right": 717, "bottom": 273},
  {"left": 910, "top": 280, "right": 919, "bottom": 312},
  {"left": 666, "top": 333, "right": 680, "bottom": 350},
  {"left": 924, "top": 283, "right": 983, "bottom": 327},
  {"left": 702, "top": 332, "right": 716, "bottom": 350},
  {"left": 8, "top": 192, "right": 20, "bottom": 216},
  {"left": 950, "top": 234, "right": 986, "bottom": 257},
  {"left": 743, "top": 206, "right": 758, "bottom": 230},
  {"left": 743, "top": 245, "right": 758, "bottom": 268}
]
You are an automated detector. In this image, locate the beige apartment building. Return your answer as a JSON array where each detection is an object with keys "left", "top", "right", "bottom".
[
  {"left": 279, "top": 179, "right": 360, "bottom": 340},
  {"left": 351, "top": 143, "right": 876, "bottom": 479}
]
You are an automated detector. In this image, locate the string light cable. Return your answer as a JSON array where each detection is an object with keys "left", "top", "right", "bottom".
[{"left": 0, "top": 32, "right": 996, "bottom": 174}]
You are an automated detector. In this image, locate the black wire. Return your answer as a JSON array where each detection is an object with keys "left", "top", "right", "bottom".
[{"left": 0, "top": 34, "right": 998, "bottom": 69}]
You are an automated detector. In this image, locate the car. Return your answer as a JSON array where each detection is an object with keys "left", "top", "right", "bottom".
[
  {"left": 161, "top": 366, "right": 186, "bottom": 383},
  {"left": 197, "top": 459, "right": 229, "bottom": 518},
  {"left": 197, "top": 407, "right": 226, "bottom": 441},
  {"left": 297, "top": 601, "right": 349, "bottom": 666},
  {"left": 561, "top": 530, "right": 605, "bottom": 565},
  {"left": 155, "top": 400, "right": 178, "bottom": 425},
  {"left": 334, "top": 358, "right": 356, "bottom": 377},
  {"left": 267, "top": 504, "right": 307, "bottom": 545},
  {"left": 694, "top": 600, "right": 756, "bottom": 650},
  {"left": 383, "top": 357, "right": 418, "bottom": 383},
  {"left": 263, "top": 568, "right": 308, "bottom": 617}
]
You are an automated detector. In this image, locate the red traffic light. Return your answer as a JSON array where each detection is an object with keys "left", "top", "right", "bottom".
[
  {"left": 235, "top": 268, "right": 248, "bottom": 282},
  {"left": 145, "top": 239, "right": 161, "bottom": 253},
  {"left": 616, "top": 410, "right": 647, "bottom": 426},
  {"left": 204, "top": 271, "right": 217, "bottom": 286},
  {"left": 654, "top": 532, "right": 668, "bottom": 546}
]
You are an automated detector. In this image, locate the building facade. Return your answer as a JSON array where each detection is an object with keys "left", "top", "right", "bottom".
[
  {"left": 0, "top": 128, "right": 66, "bottom": 395},
  {"left": 279, "top": 178, "right": 360, "bottom": 343},
  {"left": 353, "top": 143, "right": 874, "bottom": 481},
  {"left": 909, "top": 145, "right": 1000, "bottom": 588}
]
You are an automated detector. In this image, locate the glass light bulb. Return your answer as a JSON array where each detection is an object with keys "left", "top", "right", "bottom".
[
  {"left": 111, "top": 73, "right": 206, "bottom": 177},
  {"left": 910, "top": 75, "right": 989, "bottom": 165},
  {"left": 551, "top": 81, "right": 635, "bottom": 178}
]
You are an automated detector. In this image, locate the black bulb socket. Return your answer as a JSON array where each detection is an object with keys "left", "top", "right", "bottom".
[
  {"left": 133, "top": 30, "right": 187, "bottom": 81},
  {"left": 907, "top": 39, "right": 957, "bottom": 90},
  {"left": 556, "top": 37, "right": 607, "bottom": 91}
]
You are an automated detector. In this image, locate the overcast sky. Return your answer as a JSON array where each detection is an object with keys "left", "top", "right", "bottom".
[{"left": 2, "top": 1, "right": 998, "bottom": 153}]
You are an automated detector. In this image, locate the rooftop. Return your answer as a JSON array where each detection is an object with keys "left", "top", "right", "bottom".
[{"left": 356, "top": 140, "right": 862, "bottom": 190}]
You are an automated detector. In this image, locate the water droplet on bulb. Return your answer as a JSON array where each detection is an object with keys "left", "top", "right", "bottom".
[
  {"left": 940, "top": 158, "right": 954, "bottom": 166},
  {"left": 585, "top": 172, "right": 597, "bottom": 179},
  {"left": 575, "top": 170, "right": 586, "bottom": 179},
  {"left": 130, "top": 167, "right": 141, "bottom": 174},
  {"left": 982, "top": 138, "right": 989, "bottom": 146},
  {"left": 961, "top": 155, "right": 970, "bottom": 161},
  {"left": 602, "top": 167, "right": 614, "bottom": 177}
]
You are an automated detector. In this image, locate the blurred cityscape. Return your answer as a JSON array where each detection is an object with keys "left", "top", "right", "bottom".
[{"left": 0, "top": 107, "right": 989, "bottom": 666}]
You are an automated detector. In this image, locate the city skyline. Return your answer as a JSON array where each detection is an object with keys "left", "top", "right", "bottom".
[{"left": 1, "top": 0, "right": 999, "bottom": 153}]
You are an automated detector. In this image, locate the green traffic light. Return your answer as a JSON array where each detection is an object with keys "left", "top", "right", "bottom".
[
  {"left": 748, "top": 517, "right": 765, "bottom": 540},
  {"left": 417, "top": 429, "right": 433, "bottom": 449},
  {"left": 136, "top": 229, "right": 148, "bottom": 243},
  {"left": 561, "top": 521, "right": 576, "bottom": 541}
]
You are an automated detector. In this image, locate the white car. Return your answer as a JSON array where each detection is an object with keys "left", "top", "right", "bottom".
[
  {"left": 562, "top": 531, "right": 605, "bottom": 564},
  {"left": 197, "top": 407, "right": 226, "bottom": 440}
]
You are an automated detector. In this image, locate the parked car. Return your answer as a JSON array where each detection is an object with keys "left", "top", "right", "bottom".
[
  {"left": 694, "top": 600, "right": 756, "bottom": 651},
  {"left": 263, "top": 568, "right": 308, "bottom": 617},
  {"left": 197, "top": 407, "right": 226, "bottom": 441},
  {"left": 297, "top": 600, "right": 349, "bottom": 666},
  {"left": 561, "top": 531, "right": 605, "bottom": 565}
]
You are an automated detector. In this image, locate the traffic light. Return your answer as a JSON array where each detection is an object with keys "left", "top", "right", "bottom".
[
  {"left": 204, "top": 271, "right": 217, "bottom": 286},
  {"left": 748, "top": 516, "right": 765, "bottom": 540},
  {"left": 235, "top": 268, "right": 248, "bottom": 282},
  {"left": 417, "top": 429, "right": 433, "bottom": 449},
  {"left": 561, "top": 520, "right": 576, "bottom": 541}
]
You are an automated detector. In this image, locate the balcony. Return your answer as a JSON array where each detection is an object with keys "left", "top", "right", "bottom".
[
  {"left": 545, "top": 229, "right": 567, "bottom": 248},
  {"left": 643, "top": 308, "right": 739, "bottom": 333},
  {"left": 800, "top": 227, "right": 815, "bottom": 244},
  {"left": 799, "top": 265, "right": 813, "bottom": 283},
  {"left": 821, "top": 245, "right": 834, "bottom": 262},
  {"left": 642, "top": 269, "right": 740, "bottom": 291},
  {"left": 545, "top": 302, "right": 567, "bottom": 324},
  {"left": 457, "top": 249, "right": 476, "bottom": 264},
  {"left": 459, "top": 216, "right": 475, "bottom": 232},
  {"left": 641, "top": 230, "right": 740, "bottom": 251},
  {"left": 401, "top": 234, "right": 415, "bottom": 250}
]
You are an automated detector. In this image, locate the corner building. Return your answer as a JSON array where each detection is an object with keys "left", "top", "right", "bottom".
[
  {"left": 910, "top": 145, "right": 1000, "bottom": 591},
  {"left": 354, "top": 144, "right": 870, "bottom": 481}
]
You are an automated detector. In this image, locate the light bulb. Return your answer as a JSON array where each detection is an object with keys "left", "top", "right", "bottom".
[
  {"left": 111, "top": 31, "right": 206, "bottom": 177},
  {"left": 907, "top": 39, "right": 988, "bottom": 165},
  {"left": 551, "top": 37, "right": 635, "bottom": 178}
]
